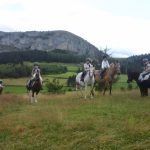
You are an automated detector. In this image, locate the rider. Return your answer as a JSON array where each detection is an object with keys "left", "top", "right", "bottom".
[
  {"left": 138, "top": 58, "right": 150, "bottom": 82},
  {"left": 81, "top": 58, "right": 93, "bottom": 82},
  {"left": 28, "top": 63, "right": 43, "bottom": 88},
  {"left": 100, "top": 55, "right": 110, "bottom": 79}
]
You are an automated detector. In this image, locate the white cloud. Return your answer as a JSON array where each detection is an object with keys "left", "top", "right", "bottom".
[{"left": 0, "top": 0, "right": 150, "bottom": 57}]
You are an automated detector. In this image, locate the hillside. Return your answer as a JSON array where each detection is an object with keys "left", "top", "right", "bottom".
[{"left": 0, "top": 30, "right": 103, "bottom": 58}]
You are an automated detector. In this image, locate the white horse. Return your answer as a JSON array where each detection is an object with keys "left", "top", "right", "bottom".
[{"left": 76, "top": 67, "right": 95, "bottom": 99}]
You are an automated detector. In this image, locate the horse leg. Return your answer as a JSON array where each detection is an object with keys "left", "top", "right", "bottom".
[
  {"left": 103, "top": 81, "right": 110, "bottom": 96},
  {"left": 30, "top": 91, "right": 34, "bottom": 103},
  {"left": 109, "top": 82, "right": 112, "bottom": 95},
  {"left": 90, "top": 85, "right": 94, "bottom": 99},
  {"left": 103, "top": 83, "right": 107, "bottom": 95},
  {"left": 28, "top": 90, "right": 31, "bottom": 102},
  {"left": 146, "top": 88, "right": 148, "bottom": 96},
  {"left": 76, "top": 83, "right": 84, "bottom": 98},
  {"left": 103, "top": 87, "right": 106, "bottom": 95},
  {"left": 34, "top": 94, "right": 37, "bottom": 103},
  {"left": 144, "top": 88, "right": 148, "bottom": 96},
  {"left": 76, "top": 83, "right": 78, "bottom": 91},
  {"left": 84, "top": 84, "right": 87, "bottom": 99},
  {"left": 139, "top": 87, "right": 144, "bottom": 96},
  {"left": 34, "top": 91, "right": 39, "bottom": 103}
]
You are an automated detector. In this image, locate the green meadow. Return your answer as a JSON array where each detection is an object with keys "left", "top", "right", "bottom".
[
  {"left": 0, "top": 63, "right": 149, "bottom": 149},
  {"left": 0, "top": 91, "right": 149, "bottom": 150},
  {"left": 3, "top": 74, "right": 137, "bottom": 94},
  {"left": 2, "top": 62, "right": 137, "bottom": 94}
]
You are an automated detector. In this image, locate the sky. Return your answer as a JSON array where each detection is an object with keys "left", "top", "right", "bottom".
[{"left": 0, "top": 0, "right": 150, "bottom": 57}]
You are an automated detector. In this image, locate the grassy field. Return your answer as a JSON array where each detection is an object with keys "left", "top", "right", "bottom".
[
  {"left": 0, "top": 62, "right": 138, "bottom": 95},
  {"left": 0, "top": 91, "right": 149, "bottom": 150},
  {"left": 2, "top": 74, "right": 137, "bottom": 95}
]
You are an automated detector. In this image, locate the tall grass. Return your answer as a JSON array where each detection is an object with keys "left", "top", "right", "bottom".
[{"left": 0, "top": 91, "right": 149, "bottom": 149}]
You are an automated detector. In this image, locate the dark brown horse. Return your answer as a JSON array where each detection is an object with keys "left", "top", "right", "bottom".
[
  {"left": 26, "top": 72, "right": 42, "bottom": 103},
  {"left": 95, "top": 63, "right": 120, "bottom": 95},
  {"left": 127, "top": 71, "right": 150, "bottom": 96}
]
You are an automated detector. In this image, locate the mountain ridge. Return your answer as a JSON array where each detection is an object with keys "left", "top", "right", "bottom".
[{"left": 0, "top": 30, "right": 103, "bottom": 58}]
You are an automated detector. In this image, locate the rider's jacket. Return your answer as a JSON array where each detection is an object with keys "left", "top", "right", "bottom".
[
  {"left": 144, "top": 63, "right": 150, "bottom": 72},
  {"left": 101, "top": 60, "right": 110, "bottom": 69}
]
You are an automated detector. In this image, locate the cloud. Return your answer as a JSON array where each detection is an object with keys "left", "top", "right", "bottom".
[{"left": 0, "top": 0, "right": 150, "bottom": 57}]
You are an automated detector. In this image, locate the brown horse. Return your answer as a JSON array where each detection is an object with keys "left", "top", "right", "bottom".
[
  {"left": 26, "top": 72, "right": 42, "bottom": 103},
  {"left": 95, "top": 63, "right": 120, "bottom": 95}
]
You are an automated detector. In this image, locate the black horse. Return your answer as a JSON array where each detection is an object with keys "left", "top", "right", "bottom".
[
  {"left": 26, "top": 72, "right": 42, "bottom": 103},
  {"left": 127, "top": 71, "right": 150, "bottom": 96}
]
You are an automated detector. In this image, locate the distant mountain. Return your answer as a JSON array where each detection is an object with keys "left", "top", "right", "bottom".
[{"left": 0, "top": 30, "right": 103, "bottom": 58}]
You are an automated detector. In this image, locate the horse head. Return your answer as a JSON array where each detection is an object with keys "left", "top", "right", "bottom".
[
  {"left": 107, "top": 63, "right": 117, "bottom": 75},
  {"left": 35, "top": 71, "right": 40, "bottom": 81},
  {"left": 89, "top": 67, "right": 95, "bottom": 78}
]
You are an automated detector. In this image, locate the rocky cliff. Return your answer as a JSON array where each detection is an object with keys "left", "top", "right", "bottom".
[{"left": 0, "top": 30, "right": 102, "bottom": 58}]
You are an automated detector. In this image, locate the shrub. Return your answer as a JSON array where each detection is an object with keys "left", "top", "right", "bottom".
[
  {"left": 46, "top": 79, "right": 65, "bottom": 94},
  {"left": 95, "top": 82, "right": 104, "bottom": 91},
  {"left": 127, "top": 83, "right": 133, "bottom": 90},
  {"left": 120, "top": 86, "right": 125, "bottom": 91},
  {"left": 67, "top": 75, "right": 76, "bottom": 87}
]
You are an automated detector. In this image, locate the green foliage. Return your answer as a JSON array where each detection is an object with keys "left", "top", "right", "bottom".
[
  {"left": 40, "top": 64, "right": 67, "bottom": 74},
  {"left": 46, "top": 79, "right": 65, "bottom": 93},
  {"left": 95, "top": 82, "right": 105, "bottom": 91},
  {"left": 120, "top": 86, "right": 125, "bottom": 91},
  {"left": 127, "top": 83, "right": 133, "bottom": 90},
  {"left": 0, "top": 50, "right": 85, "bottom": 64},
  {"left": 0, "top": 63, "right": 68, "bottom": 78},
  {"left": 118, "top": 53, "right": 150, "bottom": 74},
  {"left": 67, "top": 75, "right": 76, "bottom": 87},
  {"left": 0, "top": 64, "right": 31, "bottom": 78}
]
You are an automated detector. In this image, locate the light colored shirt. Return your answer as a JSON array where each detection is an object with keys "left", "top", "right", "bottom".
[
  {"left": 101, "top": 60, "right": 110, "bottom": 69},
  {"left": 145, "top": 63, "right": 150, "bottom": 72},
  {"left": 84, "top": 63, "right": 93, "bottom": 72}
]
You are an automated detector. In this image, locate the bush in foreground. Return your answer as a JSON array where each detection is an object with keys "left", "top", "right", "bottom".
[{"left": 46, "top": 79, "right": 65, "bottom": 94}]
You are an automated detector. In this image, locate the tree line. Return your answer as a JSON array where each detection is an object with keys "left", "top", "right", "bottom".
[
  {"left": 0, "top": 49, "right": 149, "bottom": 76},
  {"left": 0, "top": 50, "right": 85, "bottom": 64},
  {"left": 118, "top": 53, "right": 150, "bottom": 74},
  {"left": 0, "top": 63, "right": 67, "bottom": 78}
]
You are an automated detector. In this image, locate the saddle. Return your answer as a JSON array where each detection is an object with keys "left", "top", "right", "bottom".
[
  {"left": 142, "top": 73, "right": 150, "bottom": 81},
  {"left": 100, "top": 69, "right": 107, "bottom": 79}
]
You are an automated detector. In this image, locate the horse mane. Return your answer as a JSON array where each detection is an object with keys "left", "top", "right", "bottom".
[
  {"left": 110, "top": 63, "right": 115, "bottom": 68},
  {"left": 127, "top": 70, "right": 140, "bottom": 81},
  {"left": 104, "top": 63, "right": 118, "bottom": 81},
  {"left": 106, "top": 63, "right": 115, "bottom": 74}
]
